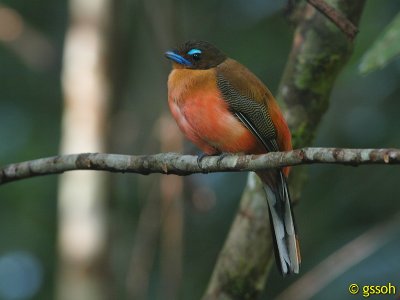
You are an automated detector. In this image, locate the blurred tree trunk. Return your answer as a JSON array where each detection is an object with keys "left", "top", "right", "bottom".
[
  {"left": 124, "top": 0, "right": 184, "bottom": 299},
  {"left": 203, "top": 1, "right": 366, "bottom": 299},
  {"left": 57, "top": 0, "right": 112, "bottom": 299},
  {"left": 159, "top": 114, "right": 184, "bottom": 300}
]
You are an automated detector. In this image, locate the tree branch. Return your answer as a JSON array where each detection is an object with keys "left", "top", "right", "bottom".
[
  {"left": 0, "top": 148, "right": 398, "bottom": 185},
  {"left": 307, "top": 0, "right": 359, "bottom": 40}
]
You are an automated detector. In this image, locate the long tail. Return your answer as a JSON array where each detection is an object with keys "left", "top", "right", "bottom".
[{"left": 257, "top": 170, "right": 300, "bottom": 275}]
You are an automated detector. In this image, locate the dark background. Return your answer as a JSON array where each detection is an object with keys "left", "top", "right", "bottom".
[{"left": 0, "top": 1, "right": 400, "bottom": 299}]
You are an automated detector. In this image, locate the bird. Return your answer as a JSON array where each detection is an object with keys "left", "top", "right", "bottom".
[{"left": 165, "top": 40, "right": 300, "bottom": 275}]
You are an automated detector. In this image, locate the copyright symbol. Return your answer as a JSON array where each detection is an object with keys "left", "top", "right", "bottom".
[{"left": 349, "top": 283, "right": 359, "bottom": 295}]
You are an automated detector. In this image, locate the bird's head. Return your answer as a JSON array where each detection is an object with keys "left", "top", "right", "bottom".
[{"left": 165, "top": 40, "right": 227, "bottom": 70}]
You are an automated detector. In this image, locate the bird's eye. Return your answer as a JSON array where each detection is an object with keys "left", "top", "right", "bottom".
[
  {"left": 187, "top": 48, "right": 202, "bottom": 61},
  {"left": 192, "top": 53, "right": 201, "bottom": 61}
]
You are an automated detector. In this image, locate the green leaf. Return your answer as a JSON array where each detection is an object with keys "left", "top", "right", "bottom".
[{"left": 359, "top": 11, "right": 400, "bottom": 74}]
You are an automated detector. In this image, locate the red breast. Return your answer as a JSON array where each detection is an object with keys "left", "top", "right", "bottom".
[{"left": 168, "top": 67, "right": 264, "bottom": 155}]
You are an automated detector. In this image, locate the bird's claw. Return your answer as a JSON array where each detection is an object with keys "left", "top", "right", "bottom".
[
  {"left": 197, "top": 152, "right": 230, "bottom": 170},
  {"left": 216, "top": 153, "right": 229, "bottom": 167},
  {"left": 197, "top": 153, "right": 210, "bottom": 170}
]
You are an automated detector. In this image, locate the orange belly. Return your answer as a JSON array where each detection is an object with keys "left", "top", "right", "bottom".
[{"left": 168, "top": 68, "right": 264, "bottom": 155}]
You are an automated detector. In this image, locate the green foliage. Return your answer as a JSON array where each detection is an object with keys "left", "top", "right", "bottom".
[{"left": 359, "top": 11, "right": 400, "bottom": 74}]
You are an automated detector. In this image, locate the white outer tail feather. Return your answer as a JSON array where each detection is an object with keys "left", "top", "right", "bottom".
[{"left": 263, "top": 174, "right": 300, "bottom": 275}]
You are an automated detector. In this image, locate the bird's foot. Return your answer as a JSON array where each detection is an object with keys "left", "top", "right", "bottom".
[
  {"left": 197, "top": 152, "right": 213, "bottom": 169},
  {"left": 216, "top": 153, "right": 230, "bottom": 167},
  {"left": 197, "top": 152, "right": 230, "bottom": 170}
]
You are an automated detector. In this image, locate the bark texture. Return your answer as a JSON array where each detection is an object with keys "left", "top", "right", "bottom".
[{"left": 1, "top": 147, "right": 398, "bottom": 185}]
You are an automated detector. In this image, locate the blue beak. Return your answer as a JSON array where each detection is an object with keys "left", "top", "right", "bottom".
[{"left": 165, "top": 51, "right": 192, "bottom": 67}]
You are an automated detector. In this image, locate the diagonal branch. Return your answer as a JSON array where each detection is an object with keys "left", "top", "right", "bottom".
[
  {"left": 275, "top": 213, "right": 400, "bottom": 300},
  {"left": 306, "top": 0, "right": 359, "bottom": 40},
  {"left": 1, "top": 148, "right": 399, "bottom": 185}
]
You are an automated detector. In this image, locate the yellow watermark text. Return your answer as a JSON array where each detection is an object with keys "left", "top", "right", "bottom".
[{"left": 348, "top": 283, "right": 397, "bottom": 298}]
